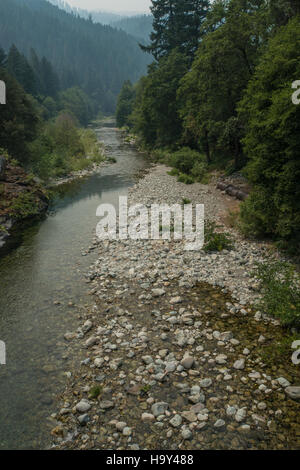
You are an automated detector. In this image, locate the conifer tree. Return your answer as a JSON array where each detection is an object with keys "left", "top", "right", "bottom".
[{"left": 142, "top": 0, "right": 209, "bottom": 60}]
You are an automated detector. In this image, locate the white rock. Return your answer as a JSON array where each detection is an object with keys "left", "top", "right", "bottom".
[
  {"left": 75, "top": 399, "right": 91, "bottom": 413},
  {"left": 233, "top": 359, "right": 245, "bottom": 370}
]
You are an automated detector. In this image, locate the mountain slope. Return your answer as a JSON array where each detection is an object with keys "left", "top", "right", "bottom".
[
  {"left": 48, "top": 0, "right": 153, "bottom": 42},
  {"left": 112, "top": 15, "right": 153, "bottom": 43},
  {"left": 0, "top": 0, "right": 151, "bottom": 112}
]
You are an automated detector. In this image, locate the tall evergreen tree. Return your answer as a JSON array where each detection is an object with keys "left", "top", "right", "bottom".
[
  {"left": 0, "top": 67, "right": 39, "bottom": 162},
  {"left": 142, "top": 0, "right": 210, "bottom": 60},
  {"left": 7, "top": 44, "right": 37, "bottom": 95}
]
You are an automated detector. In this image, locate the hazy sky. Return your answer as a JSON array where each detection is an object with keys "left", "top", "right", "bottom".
[{"left": 67, "top": 0, "right": 152, "bottom": 13}]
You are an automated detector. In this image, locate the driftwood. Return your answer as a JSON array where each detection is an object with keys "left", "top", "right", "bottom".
[{"left": 216, "top": 181, "right": 248, "bottom": 201}]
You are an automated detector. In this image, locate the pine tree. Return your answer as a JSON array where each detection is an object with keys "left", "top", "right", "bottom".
[
  {"left": 7, "top": 44, "right": 37, "bottom": 95},
  {"left": 142, "top": 0, "right": 210, "bottom": 60}
]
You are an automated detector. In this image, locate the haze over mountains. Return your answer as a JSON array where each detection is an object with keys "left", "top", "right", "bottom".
[
  {"left": 0, "top": 0, "right": 152, "bottom": 112},
  {"left": 49, "top": 0, "right": 153, "bottom": 42}
]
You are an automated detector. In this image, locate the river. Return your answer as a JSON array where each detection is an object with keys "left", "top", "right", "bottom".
[{"left": 0, "top": 123, "right": 149, "bottom": 450}]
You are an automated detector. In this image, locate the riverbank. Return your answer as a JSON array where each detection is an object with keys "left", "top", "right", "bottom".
[
  {"left": 50, "top": 162, "right": 300, "bottom": 450},
  {"left": 0, "top": 158, "right": 49, "bottom": 249}
]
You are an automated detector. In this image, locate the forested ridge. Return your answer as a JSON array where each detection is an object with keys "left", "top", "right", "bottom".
[
  {"left": 0, "top": 0, "right": 150, "bottom": 113},
  {"left": 117, "top": 0, "right": 300, "bottom": 253},
  {"left": 49, "top": 0, "right": 154, "bottom": 43}
]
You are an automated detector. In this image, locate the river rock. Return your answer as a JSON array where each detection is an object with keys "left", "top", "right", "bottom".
[
  {"left": 180, "top": 356, "right": 194, "bottom": 369},
  {"left": 169, "top": 414, "right": 182, "bottom": 428},
  {"left": 141, "top": 413, "right": 155, "bottom": 423},
  {"left": 152, "top": 288, "right": 166, "bottom": 297},
  {"left": 285, "top": 386, "right": 300, "bottom": 401},
  {"left": 233, "top": 359, "right": 245, "bottom": 370},
  {"left": 151, "top": 402, "right": 169, "bottom": 417},
  {"left": 276, "top": 377, "right": 291, "bottom": 388},
  {"left": 75, "top": 399, "right": 91, "bottom": 413}
]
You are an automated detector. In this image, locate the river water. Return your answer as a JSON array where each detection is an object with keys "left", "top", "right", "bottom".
[{"left": 0, "top": 124, "right": 149, "bottom": 450}]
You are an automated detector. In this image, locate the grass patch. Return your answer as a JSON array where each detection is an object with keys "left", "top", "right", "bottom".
[
  {"left": 182, "top": 198, "right": 191, "bottom": 205},
  {"left": 89, "top": 385, "right": 102, "bottom": 399}
]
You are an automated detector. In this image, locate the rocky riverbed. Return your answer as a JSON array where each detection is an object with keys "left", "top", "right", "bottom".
[{"left": 50, "top": 164, "right": 300, "bottom": 450}]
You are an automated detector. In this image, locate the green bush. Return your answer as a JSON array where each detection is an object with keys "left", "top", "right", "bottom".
[
  {"left": 253, "top": 261, "right": 300, "bottom": 329},
  {"left": 168, "top": 147, "right": 202, "bottom": 174},
  {"left": 191, "top": 160, "right": 209, "bottom": 183},
  {"left": 177, "top": 173, "right": 194, "bottom": 184},
  {"left": 28, "top": 114, "right": 104, "bottom": 180},
  {"left": 167, "top": 168, "right": 180, "bottom": 176},
  {"left": 204, "top": 221, "right": 234, "bottom": 252},
  {"left": 10, "top": 192, "right": 43, "bottom": 220}
]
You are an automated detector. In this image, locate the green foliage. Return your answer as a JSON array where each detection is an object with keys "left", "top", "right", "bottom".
[
  {"left": 59, "top": 87, "right": 95, "bottom": 126},
  {"left": 28, "top": 113, "right": 104, "bottom": 180},
  {"left": 166, "top": 147, "right": 209, "bottom": 183},
  {"left": 178, "top": 0, "right": 268, "bottom": 167},
  {"left": 116, "top": 81, "right": 135, "bottom": 128},
  {"left": 204, "top": 221, "right": 234, "bottom": 252},
  {"left": 253, "top": 260, "right": 300, "bottom": 328},
  {"left": 9, "top": 192, "right": 43, "bottom": 220},
  {"left": 167, "top": 147, "right": 201, "bottom": 174},
  {"left": 0, "top": 67, "right": 39, "bottom": 163},
  {"left": 132, "top": 50, "right": 189, "bottom": 147},
  {"left": 143, "top": 0, "right": 210, "bottom": 61},
  {"left": 238, "top": 17, "right": 300, "bottom": 249},
  {"left": 0, "top": 0, "right": 150, "bottom": 113},
  {"left": 89, "top": 385, "right": 102, "bottom": 399},
  {"left": 177, "top": 173, "right": 194, "bottom": 185},
  {"left": 182, "top": 198, "right": 191, "bottom": 205}
]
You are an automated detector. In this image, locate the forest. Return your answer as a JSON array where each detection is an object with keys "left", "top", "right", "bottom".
[
  {"left": 0, "top": 0, "right": 151, "bottom": 179},
  {"left": 0, "top": 0, "right": 150, "bottom": 113},
  {"left": 116, "top": 0, "right": 300, "bottom": 253}
]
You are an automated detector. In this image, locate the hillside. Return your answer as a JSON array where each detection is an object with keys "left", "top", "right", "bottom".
[
  {"left": 0, "top": 0, "right": 151, "bottom": 112},
  {"left": 112, "top": 15, "right": 153, "bottom": 43},
  {"left": 48, "top": 0, "right": 153, "bottom": 42}
]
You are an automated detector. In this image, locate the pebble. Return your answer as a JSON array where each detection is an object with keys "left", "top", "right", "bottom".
[
  {"left": 233, "top": 359, "right": 245, "bottom": 370},
  {"left": 75, "top": 400, "right": 91, "bottom": 413}
]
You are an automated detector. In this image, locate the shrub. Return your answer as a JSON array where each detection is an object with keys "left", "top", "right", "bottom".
[
  {"left": 168, "top": 147, "right": 202, "bottom": 174},
  {"left": 177, "top": 173, "right": 194, "bottom": 184},
  {"left": 253, "top": 260, "right": 300, "bottom": 329},
  {"left": 204, "top": 221, "right": 234, "bottom": 252},
  {"left": 191, "top": 160, "right": 209, "bottom": 182},
  {"left": 10, "top": 192, "right": 43, "bottom": 220}
]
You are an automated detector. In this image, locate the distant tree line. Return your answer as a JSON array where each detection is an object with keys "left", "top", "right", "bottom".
[{"left": 117, "top": 0, "right": 300, "bottom": 252}]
